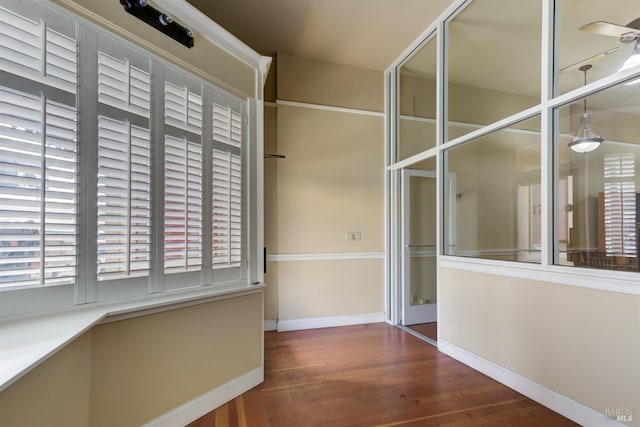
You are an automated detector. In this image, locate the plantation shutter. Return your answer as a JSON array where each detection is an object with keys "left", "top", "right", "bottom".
[
  {"left": 213, "top": 103, "right": 242, "bottom": 149},
  {"left": 96, "top": 47, "right": 152, "bottom": 281},
  {"left": 98, "top": 51, "right": 150, "bottom": 117},
  {"left": 164, "top": 136, "right": 203, "bottom": 273},
  {"left": 213, "top": 149, "right": 242, "bottom": 269},
  {"left": 603, "top": 153, "right": 636, "bottom": 256},
  {"left": 164, "top": 82, "right": 203, "bottom": 133},
  {"left": 97, "top": 117, "right": 152, "bottom": 280},
  {"left": 0, "top": 7, "right": 77, "bottom": 94},
  {"left": 0, "top": 87, "right": 78, "bottom": 287},
  {"left": 0, "top": 5, "right": 78, "bottom": 289}
]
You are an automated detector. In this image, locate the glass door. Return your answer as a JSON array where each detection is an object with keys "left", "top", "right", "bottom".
[{"left": 401, "top": 169, "right": 437, "bottom": 325}]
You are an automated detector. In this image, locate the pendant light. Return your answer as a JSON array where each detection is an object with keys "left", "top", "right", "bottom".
[
  {"left": 568, "top": 64, "right": 603, "bottom": 153},
  {"left": 620, "top": 41, "right": 640, "bottom": 86}
]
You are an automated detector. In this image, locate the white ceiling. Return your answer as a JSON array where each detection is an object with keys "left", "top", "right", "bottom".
[{"left": 186, "top": 0, "right": 456, "bottom": 71}]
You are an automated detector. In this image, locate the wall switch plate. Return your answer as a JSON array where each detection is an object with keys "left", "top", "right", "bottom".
[{"left": 346, "top": 231, "right": 361, "bottom": 241}]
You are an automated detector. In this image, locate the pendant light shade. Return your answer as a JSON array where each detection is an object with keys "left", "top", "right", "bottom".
[
  {"left": 568, "top": 112, "right": 603, "bottom": 153},
  {"left": 620, "top": 43, "right": 640, "bottom": 86},
  {"left": 569, "top": 64, "right": 603, "bottom": 153},
  {"left": 620, "top": 43, "right": 640, "bottom": 73}
]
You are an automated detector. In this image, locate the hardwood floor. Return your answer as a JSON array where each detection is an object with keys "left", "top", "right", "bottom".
[
  {"left": 188, "top": 323, "right": 577, "bottom": 427},
  {"left": 407, "top": 322, "right": 438, "bottom": 342}
]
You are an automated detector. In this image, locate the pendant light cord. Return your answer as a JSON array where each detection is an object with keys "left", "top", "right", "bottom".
[
  {"left": 583, "top": 67, "right": 588, "bottom": 114},
  {"left": 579, "top": 64, "right": 592, "bottom": 114}
]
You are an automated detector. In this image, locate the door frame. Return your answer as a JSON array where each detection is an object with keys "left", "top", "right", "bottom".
[{"left": 401, "top": 168, "right": 438, "bottom": 325}]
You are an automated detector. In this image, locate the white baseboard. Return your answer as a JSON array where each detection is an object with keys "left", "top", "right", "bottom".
[
  {"left": 438, "top": 339, "right": 625, "bottom": 427},
  {"left": 142, "top": 366, "right": 264, "bottom": 427},
  {"left": 277, "top": 312, "right": 385, "bottom": 332},
  {"left": 264, "top": 319, "right": 277, "bottom": 331}
]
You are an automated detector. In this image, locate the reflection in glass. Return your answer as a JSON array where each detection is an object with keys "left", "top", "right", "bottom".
[
  {"left": 446, "top": 0, "right": 541, "bottom": 141},
  {"left": 407, "top": 173, "right": 437, "bottom": 306},
  {"left": 555, "top": 0, "right": 640, "bottom": 95},
  {"left": 444, "top": 116, "right": 541, "bottom": 263},
  {"left": 398, "top": 36, "right": 437, "bottom": 161},
  {"left": 555, "top": 82, "right": 640, "bottom": 271}
]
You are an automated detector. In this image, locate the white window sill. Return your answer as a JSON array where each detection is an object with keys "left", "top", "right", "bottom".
[{"left": 0, "top": 282, "right": 264, "bottom": 392}]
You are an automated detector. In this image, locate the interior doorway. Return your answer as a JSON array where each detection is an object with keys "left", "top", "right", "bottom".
[{"left": 401, "top": 169, "right": 437, "bottom": 342}]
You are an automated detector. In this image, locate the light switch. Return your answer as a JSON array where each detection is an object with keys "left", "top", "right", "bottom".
[{"left": 346, "top": 231, "right": 361, "bottom": 241}]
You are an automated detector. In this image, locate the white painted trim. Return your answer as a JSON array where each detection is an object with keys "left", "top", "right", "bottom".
[
  {"left": 152, "top": 0, "right": 266, "bottom": 71},
  {"left": 263, "top": 319, "right": 277, "bottom": 331},
  {"left": 259, "top": 56, "right": 272, "bottom": 87},
  {"left": 277, "top": 312, "right": 385, "bottom": 332},
  {"left": 438, "top": 339, "right": 625, "bottom": 427},
  {"left": 264, "top": 101, "right": 277, "bottom": 108},
  {"left": 142, "top": 366, "right": 264, "bottom": 427},
  {"left": 267, "top": 252, "right": 385, "bottom": 262},
  {"left": 276, "top": 100, "right": 384, "bottom": 117},
  {"left": 439, "top": 256, "right": 640, "bottom": 296}
]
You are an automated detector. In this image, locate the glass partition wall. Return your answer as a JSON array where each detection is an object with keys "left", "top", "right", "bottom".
[
  {"left": 398, "top": 36, "right": 438, "bottom": 161},
  {"left": 387, "top": 0, "right": 640, "bottom": 322}
]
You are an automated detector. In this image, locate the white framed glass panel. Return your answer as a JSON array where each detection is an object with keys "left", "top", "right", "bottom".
[
  {"left": 554, "top": 81, "right": 640, "bottom": 271},
  {"left": 444, "top": 116, "right": 542, "bottom": 263},
  {"left": 446, "top": 0, "right": 541, "bottom": 141},
  {"left": 398, "top": 35, "right": 437, "bottom": 160}
]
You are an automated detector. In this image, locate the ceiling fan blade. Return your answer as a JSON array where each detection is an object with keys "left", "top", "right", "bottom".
[
  {"left": 579, "top": 21, "right": 640, "bottom": 38},
  {"left": 626, "top": 17, "right": 640, "bottom": 30},
  {"left": 559, "top": 46, "right": 622, "bottom": 72}
]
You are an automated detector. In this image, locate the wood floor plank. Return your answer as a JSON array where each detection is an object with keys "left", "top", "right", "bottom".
[
  {"left": 214, "top": 404, "right": 229, "bottom": 427},
  {"left": 189, "top": 323, "right": 578, "bottom": 427}
]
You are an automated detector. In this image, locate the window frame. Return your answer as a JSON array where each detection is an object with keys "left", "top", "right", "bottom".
[{"left": 0, "top": 0, "right": 259, "bottom": 317}]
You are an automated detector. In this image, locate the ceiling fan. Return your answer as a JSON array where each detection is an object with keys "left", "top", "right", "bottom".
[
  {"left": 560, "top": 17, "right": 640, "bottom": 73},
  {"left": 579, "top": 17, "right": 640, "bottom": 73}
]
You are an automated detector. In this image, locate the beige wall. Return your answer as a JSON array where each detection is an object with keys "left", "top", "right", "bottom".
[
  {"left": 0, "top": 294, "right": 263, "bottom": 426},
  {"left": 277, "top": 53, "right": 384, "bottom": 112},
  {"left": 263, "top": 55, "right": 385, "bottom": 322},
  {"left": 53, "top": 0, "right": 255, "bottom": 96},
  {"left": 0, "top": 332, "right": 92, "bottom": 427},
  {"left": 277, "top": 260, "right": 383, "bottom": 320},
  {"left": 440, "top": 268, "right": 640, "bottom": 424},
  {"left": 90, "top": 294, "right": 263, "bottom": 427},
  {"left": 276, "top": 106, "right": 384, "bottom": 254},
  {"left": 264, "top": 103, "right": 279, "bottom": 321}
]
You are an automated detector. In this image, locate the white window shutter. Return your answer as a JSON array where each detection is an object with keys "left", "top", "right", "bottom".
[
  {"left": 0, "top": 86, "right": 78, "bottom": 287},
  {"left": 98, "top": 51, "right": 150, "bottom": 117},
  {"left": 164, "top": 82, "right": 202, "bottom": 134},
  {"left": 213, "top": 149, "right": 242, "bottom": 269},
  {"left": 97, "top": 116, "right": 151, "bottom": 281},
  {"left": 164, "top": 136, "right": 203, "bottom": 273},
  {"left": 0, "top": 7, "right": 77, "bottom": 93},
  {"left": 603, "top": 154, "right": 637, "bottom": 257},
  {"left": 213, "top": 103, "right": 242, "bottom": 149}
]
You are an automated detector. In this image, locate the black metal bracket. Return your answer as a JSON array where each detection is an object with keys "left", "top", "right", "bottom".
[{"left": 120, "top": 0, "right": 194, "bottom": 48}]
